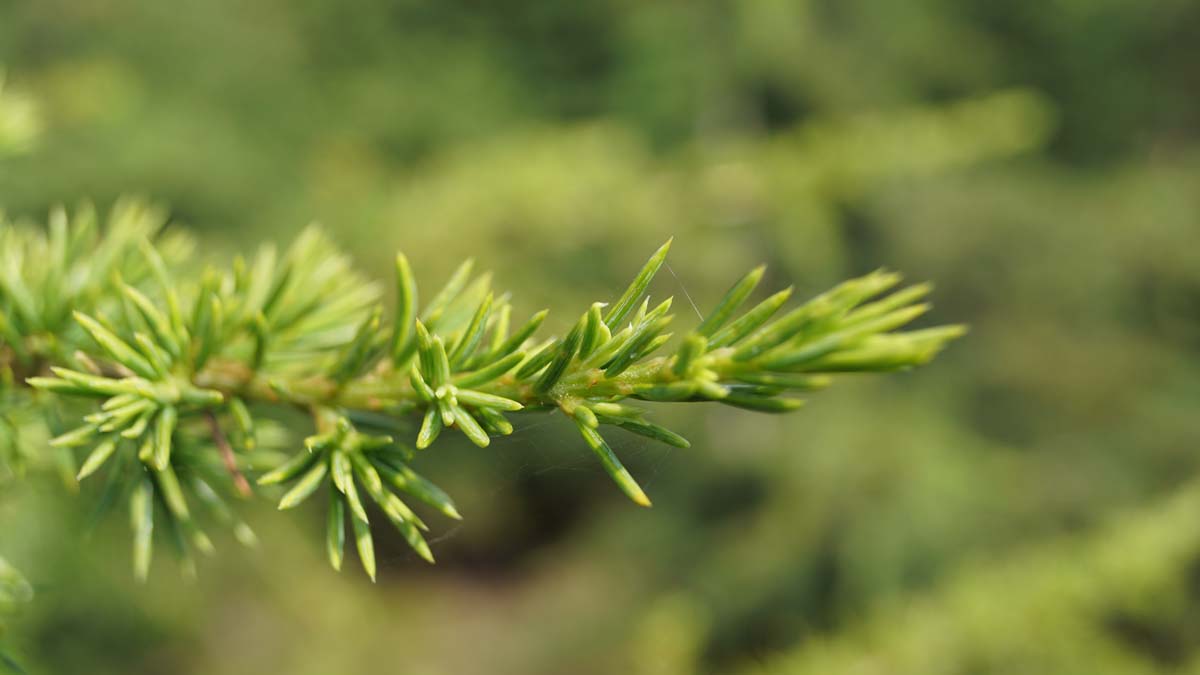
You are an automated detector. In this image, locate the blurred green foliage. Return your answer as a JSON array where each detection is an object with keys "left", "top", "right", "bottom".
[
  {"left": 1, "top": 0, "right": 1199, "bottom": 673},
  {"left": 0, "top": 72, "right": 40, "bottom": 156}
]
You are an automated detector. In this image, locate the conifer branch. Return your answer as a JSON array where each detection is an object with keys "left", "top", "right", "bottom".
[{"left": 0, "top": 199, "right": 964, "bottom": 582}]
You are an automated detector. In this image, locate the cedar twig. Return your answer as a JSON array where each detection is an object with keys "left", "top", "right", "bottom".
[{"left": 9, "top": 199, "right": 962, "bottom": 581}]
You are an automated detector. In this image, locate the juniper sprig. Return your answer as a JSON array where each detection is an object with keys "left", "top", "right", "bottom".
[{"left": 0, "top": 199, "right": 964, "bottom": 583}]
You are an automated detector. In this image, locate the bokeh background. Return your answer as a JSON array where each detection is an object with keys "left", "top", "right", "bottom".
[{"left": 2, "top": 1, "right": 1200, "bottom": 673}]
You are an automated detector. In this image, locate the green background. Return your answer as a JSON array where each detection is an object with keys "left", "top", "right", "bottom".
[{"left": 2, "top": 1, "right": 1200, "bottom": 673}]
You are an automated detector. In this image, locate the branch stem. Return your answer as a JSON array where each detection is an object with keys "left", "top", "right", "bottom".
[{"left": 204, "top": 411, "right": 252, "bottom": 498}]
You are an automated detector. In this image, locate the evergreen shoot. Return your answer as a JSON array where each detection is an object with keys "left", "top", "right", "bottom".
[{"left": 0, "top": 199, "right": 963, "bottom": 587}]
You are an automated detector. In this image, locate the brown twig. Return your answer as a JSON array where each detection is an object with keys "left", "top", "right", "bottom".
[{"left": 205, "top": 411, "right": 252, "bottom": 498}]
